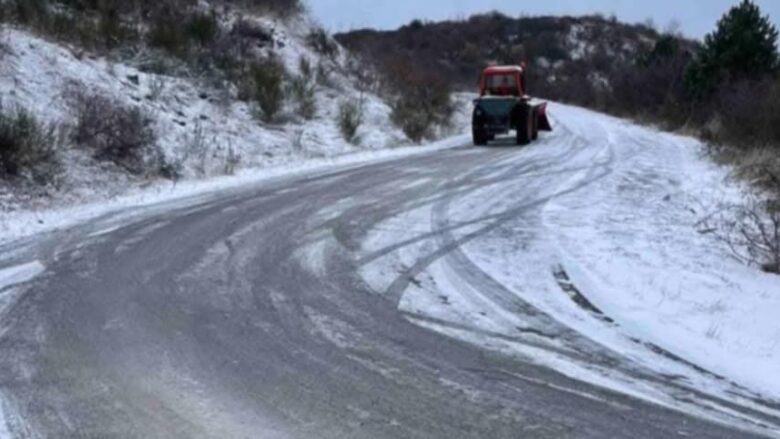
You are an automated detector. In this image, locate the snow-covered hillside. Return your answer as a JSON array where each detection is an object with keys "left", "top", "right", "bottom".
[{"left": 0, "top": 15, "right": 469, "bottom": 240}]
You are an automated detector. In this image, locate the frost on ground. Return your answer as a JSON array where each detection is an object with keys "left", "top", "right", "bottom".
[
  {"left": 0, "top": 260, "right": 45, "bottom": 439},
  {"left": 359, "top": 103, "right": 780, "bottom": 433},
  {"left": 0, "top": 19, "right": 473, "bottom": 246},
  {"left": 0, "top": 400, "right": 8, "bottom": 439}
]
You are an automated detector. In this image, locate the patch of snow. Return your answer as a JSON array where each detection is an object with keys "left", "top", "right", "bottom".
[
  {"left": 0, "top": 399, "right": 9, "bottom": 439},
  {"left": 0, "top": 260, "right": 45, "bottom": 324},
  {"left": 535, "top": 57, "right": 551, "bottom": 69},
  {"left": 0, "top": 260, "right": 44, "bottom": 439},
  {"left": 0, "top": 132, "right": 469, "bottom": 248},
  {"left": 566, "top": 25, "right": 591, "bottom": 61},
  {"left": 0, "top": 261, "right": 44, "bottom": 292}
]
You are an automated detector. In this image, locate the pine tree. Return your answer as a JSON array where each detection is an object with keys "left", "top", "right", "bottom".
[{"left": 686, "top": 0, "right": 778, "bottom": 98}]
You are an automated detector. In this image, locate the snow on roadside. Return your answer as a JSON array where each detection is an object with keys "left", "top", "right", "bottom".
[
  {"left": 542, "top": 104, "right": 780, "bottom": 400},
  {"left": 0, "top": 133, "right": 470, "bottom": 248},
  {"left": 0, "top": 400, "right": 8, "bottom": 439},
  {"left": 461, "top": 103, "right": 780, "bottom": 403},
  {"left": 0, "top": 261, "right": 45, "bottom": 439},
  {"left": 0, "top": 261, "right": 44, "bottom": 292},
  {"left": 357, "top": 102, "right": 780, "bottom": 433}
]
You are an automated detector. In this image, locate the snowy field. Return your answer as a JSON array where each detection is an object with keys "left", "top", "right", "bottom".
[{"left": 359, "top": 103, "right": 780, "bottom": 435}]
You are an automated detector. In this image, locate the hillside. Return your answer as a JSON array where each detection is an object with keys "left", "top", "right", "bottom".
[
  {"left": 0, "top": 0, "right": 470, "bottom": 228},
  {"left": 338, "top": 9, "right": 780, "bottom": 200},
  {"left": 337, "top": 13, "right": 697, "bottom": 109}
]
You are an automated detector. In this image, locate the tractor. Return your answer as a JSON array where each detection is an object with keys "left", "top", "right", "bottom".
[{"left": 472, "top": 65, "right": 552, "bottom": 146}]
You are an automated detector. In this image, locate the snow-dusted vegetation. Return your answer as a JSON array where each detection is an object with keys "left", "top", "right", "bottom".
[{"left": 0, "top": 1, "right": 469, "bottom": 232}]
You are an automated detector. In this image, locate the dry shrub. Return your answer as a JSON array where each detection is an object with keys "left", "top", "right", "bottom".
[
  {"left": 0, "top": 100, "right": 62, "bottom": 185},
  {"left": 307, "top": 27, "right": 338, "bottom": 58},
  {"left": 288, "top": 57, "right": 317, "bottom": 120},
  {"left": 247, "top": 58, "right": 286, "bottom": 123},
  {"left": 712, "top": 196, "right": 780, "bottom": 275},
  {"left": 68, "top": 88, "right": 157, "bottom": 175},
  {"left": 386, "top": 59, "right": 453, "bottom": 142},
  {"left": 337, "top": 98, "right": 363, "bottom": 143}
]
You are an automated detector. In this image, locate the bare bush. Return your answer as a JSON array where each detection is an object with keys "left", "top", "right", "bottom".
[
  {"left": 315, "top": 61, "right": 335, "bottom": 88},
  {"left": 68, "top": 89, "right": 157, "bottom": 175},
  {"left": 337, "top": 97, "right": 364, "bottom": 144},
  {"left": 147, "top": 13, "right": 189, "bottom": 57},
  {"left": 345, "top": 55, "right": 380, "bottom": 94},
  {"left": 186, "top": 10, "right": 219, "bottom": 47},
  {"left": 307, "top": 27, "right": 338, "bottom": 58},
  {"left": 248, "top": 58, "right": 286, "bottom": 122},
  {"left": 147, "top": 75, "right": 167, "bottom": 101},
  {"left": 711, "top": 196, "right": 780, "bottom": 275},
  {"left": 0, "top": 27, "right": 11, "bottom": 59},
  {"left": 156, "top": 153, "right": 184, "bottom": 182},
  {"left": 288, "top": 57, "right": 317, "bottom": 119},
  {"left": 178, "top": 120, "right": 209, "bottom": 177},
  {"left": 0, "top": 100, "right": 62, "bottom": 185},
  {"left": 387, "top": 63, "right": 453, "bottom": 142},
  {"left": 223, "top": 143, "right": 241, "bottom": 175},
  {"left": 704, "top": 78, "right": 780, "bottom": 149}
]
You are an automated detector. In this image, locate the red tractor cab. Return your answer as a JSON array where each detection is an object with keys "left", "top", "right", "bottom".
[{"left": 480, "top": 65, "right": 526, "bottom": 97}]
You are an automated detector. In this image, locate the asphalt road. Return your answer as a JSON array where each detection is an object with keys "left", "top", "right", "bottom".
[{"left": 0, "top": 136, "right": 777, "bottom": 438}]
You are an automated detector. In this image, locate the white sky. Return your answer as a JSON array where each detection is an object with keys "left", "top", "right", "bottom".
[{"left": 307, "top": 0, "right": 780, "bottom": 39}]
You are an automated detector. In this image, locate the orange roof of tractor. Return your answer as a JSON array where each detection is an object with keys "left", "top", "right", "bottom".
[{"left": 480, "top": 65, "right": 525, "bottom": 96}]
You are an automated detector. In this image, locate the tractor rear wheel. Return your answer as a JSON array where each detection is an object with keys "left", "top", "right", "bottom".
[
  {"left": 473, "top": 127, "right": 488, "bottom": 146},
  {"left": 516, "top": 105, "right": 532, "bottom": 146}
]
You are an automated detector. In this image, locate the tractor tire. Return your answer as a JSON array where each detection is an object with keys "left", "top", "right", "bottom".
[
  {"left": 531, "top": 112, "right": 539, "bottom": 141},
  {"left": 516, "top": 105, "right": 533, "bottom": 146},
  {"left": 473, "top": 128, "right": 488, "bottom": 146}
]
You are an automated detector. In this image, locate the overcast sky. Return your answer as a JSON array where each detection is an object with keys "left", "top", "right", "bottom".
[{"left": 307, "top": 0, "right": 780, "bottom": 39}]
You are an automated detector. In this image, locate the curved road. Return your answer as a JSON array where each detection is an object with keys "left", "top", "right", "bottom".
[{"left": 0, "top": 107, "right": 777, "bottom": 438}]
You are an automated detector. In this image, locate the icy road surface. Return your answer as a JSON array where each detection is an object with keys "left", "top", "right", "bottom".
[{"left": 1, "top": 104, "right": 779, "bottom": 438}]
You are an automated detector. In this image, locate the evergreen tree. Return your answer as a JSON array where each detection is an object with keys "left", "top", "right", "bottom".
[{"left": 686, "top": 0, "right": 778, "bottom": 98}]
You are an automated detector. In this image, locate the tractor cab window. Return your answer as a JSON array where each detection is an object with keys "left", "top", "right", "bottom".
[{"left": 484, "top": 74, "right": 519, "bottom": 96}]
